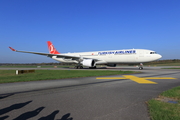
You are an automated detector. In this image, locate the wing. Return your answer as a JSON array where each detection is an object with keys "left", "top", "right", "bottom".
[
  {"left": 9, "top": 47, "right": 99, "bottom": 61},
  {"left": 9, "top": 47, "right": 54, "bottom": 56}
]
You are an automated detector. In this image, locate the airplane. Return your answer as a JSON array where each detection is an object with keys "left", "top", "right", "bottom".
[{"left": 9, "top": 41, "right": 162, "bottom": 69}]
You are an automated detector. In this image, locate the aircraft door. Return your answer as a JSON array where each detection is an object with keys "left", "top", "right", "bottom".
[{"left": 139, "top": 50, "right": 144, "bottom": 57}]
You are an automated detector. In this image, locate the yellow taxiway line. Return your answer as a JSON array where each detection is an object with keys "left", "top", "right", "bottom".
[{"left": 96, "top": 75, "right": 176, "bottom": 84}]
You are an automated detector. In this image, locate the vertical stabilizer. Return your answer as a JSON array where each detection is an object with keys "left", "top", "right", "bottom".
[{"left": 47, "top": 41, "right": 60, "bottom": 54}]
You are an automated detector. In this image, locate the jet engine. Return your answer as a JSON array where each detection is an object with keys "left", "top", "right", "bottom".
[{"left": 81, "top": 59, "right": 95, "bottom": 67}]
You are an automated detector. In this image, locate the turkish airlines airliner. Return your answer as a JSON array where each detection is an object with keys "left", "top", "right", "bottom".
[{"left": 9, "top": 41, "right": 162, "bottom": 69}]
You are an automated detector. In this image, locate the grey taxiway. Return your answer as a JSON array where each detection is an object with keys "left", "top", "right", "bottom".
[{"left": 0, "top": 67, "right": 180, "bottom": 120}]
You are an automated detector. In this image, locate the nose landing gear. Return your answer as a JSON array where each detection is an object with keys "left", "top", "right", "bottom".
[{"left": 139, "top": 63, "right": 143, "bottom": 70}]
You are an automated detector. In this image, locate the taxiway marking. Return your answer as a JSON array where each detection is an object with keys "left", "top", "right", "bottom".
[{"left": 96, "top": 75, "right": 176, "bottom": 84}]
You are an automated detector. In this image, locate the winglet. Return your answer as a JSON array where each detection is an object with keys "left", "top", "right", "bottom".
[
  {"left": 47, "top": 41, "right": 60, "bottom": 54},
  {"left": 9, "top": 47, "right": 16, "bottom": 51}
]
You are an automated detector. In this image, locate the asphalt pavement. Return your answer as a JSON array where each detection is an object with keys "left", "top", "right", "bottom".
[{"left": 0, "top": 67, "right": 180, "bottom": 120}]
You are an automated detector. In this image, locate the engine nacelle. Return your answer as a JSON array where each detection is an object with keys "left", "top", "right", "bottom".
[
  {"left": 81, "top": 59, "right": 95, "bottom": 67},
  {"left": 106, "top": 64, "right": 116, "bottom": 67}
]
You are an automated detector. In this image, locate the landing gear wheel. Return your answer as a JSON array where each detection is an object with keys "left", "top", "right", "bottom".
[
  {"left": 138, "top": 63, "right": 143, "bottom": 70},
  {"left": 89, "top": 66, "right": 97, "bottom": 69},
  {"left": 139, "top": 67, "right": 143, "bottom": 70},
  {"left": 75, "top": 66, "right": 83, "bottom": 69}
]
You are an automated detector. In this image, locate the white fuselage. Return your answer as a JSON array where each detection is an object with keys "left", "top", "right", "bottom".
[
  {"left": 9, "top": 41, "right": 162, "bottom": 68},
  {"left": 51, "top": 49, "right": 162, "bottom": 65}
]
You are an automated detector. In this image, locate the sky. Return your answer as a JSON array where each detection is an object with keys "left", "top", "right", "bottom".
[{"left": 0, "top": 0, "right": 180, "bottom": 63}]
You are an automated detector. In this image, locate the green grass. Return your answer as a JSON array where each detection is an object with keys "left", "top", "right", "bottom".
[
  {"left": 148, "top": 86, "right": 180, "bottom": 120},
  {"left": 148, "top": 99, "right": 180, "bottom": 120},
  {"left": 161, "top": 86, "right": 180, "bottom": 99},
  {"left": 155, "top": 63, "right": 180, "bottom": 66},
  {"left": 162, "top": 68, "right": 180, "bottom": 69},
  {"left": 0, "top": 70, "right": 136, "bottom": 83},
  {"left": 0, "top": 65, "right": 72, "bottom": 68}
]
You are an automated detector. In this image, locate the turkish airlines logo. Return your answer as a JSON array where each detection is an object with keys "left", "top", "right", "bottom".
[{"left": 49, "top": 44, "right": 55, "bottom": 53}]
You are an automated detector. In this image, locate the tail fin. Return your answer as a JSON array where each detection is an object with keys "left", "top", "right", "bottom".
[{"left": 47, "top": 41, "right": 60, "bottom": 54}]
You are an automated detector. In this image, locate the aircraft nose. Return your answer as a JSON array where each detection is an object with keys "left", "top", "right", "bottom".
[{"left": 158, "top": 54, "right": 162, "bottom": 59}]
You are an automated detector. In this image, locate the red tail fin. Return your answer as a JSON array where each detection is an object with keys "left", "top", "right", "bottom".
[{"left": 47, "top": 41, "right": 60, "bottom": 54}]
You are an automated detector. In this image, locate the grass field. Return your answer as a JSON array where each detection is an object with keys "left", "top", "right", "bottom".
[
  {"left": 155, "top": 63, "right": 180, "bottom": 66},
  {"left": 1, "top": 61, "right": 180, "bottom": 68},
  {"left": 0, "top": 70, "right": 136, "bottom": 84},
  {"left": 162, "top": 68, "right": 180, "bottom": 69},
  {"left": 0, "top": 65, "right": 72, "bottom": 68},
  {"left": 161, "top": 86, "right": 180, "bottom": 99},
  {"left": 148, "top": 86, "right": 180, "bottom": 120}
]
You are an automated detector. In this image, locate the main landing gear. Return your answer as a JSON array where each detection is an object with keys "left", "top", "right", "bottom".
[
  {"left": 74, "top": 65, "right": 97, "bottom": 69},
  {"left": 139, "top": 63, "right": 143, "bottom": 70},
  {"left": 89, "top": 66, "right": 97, "bottom": 69},
  {"left": 75, "top": 65, "right": 83, "bottom": 69}
]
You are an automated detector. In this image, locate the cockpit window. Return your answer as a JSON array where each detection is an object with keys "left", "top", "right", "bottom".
[{"left": 150, "top": 52, "right": 157, "bottom": 54}]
